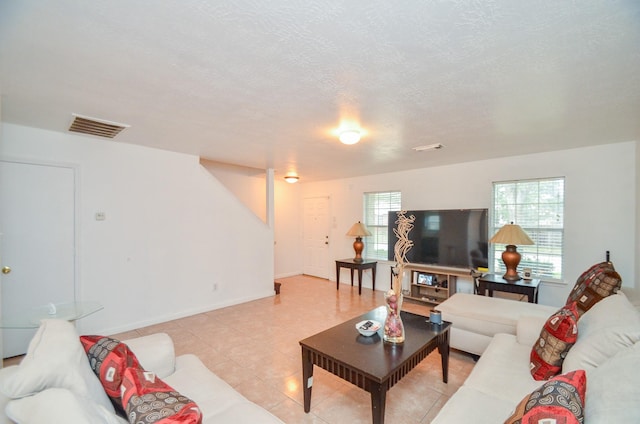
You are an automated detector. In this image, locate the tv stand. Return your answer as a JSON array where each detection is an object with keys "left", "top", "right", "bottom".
[{"left": 401, "top": 265, "right": 468, "bottom": 306}]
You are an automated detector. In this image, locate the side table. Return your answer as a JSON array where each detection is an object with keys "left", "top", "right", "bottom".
[
  {"left": 335, "top": 259, "right": 377, "bottom": 295},
  {"left": 476, "top": 274, "right": 540, "bottom": 303},
  {"left": 0, "top": 301, "right": 103, "bottom": 329}
]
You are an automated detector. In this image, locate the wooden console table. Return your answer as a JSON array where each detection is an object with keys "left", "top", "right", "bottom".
[
  {"left": 477, "top": 273, "right": 540, "bottom": 303},
  {"left": 335, "top": 259, "right": 377, "bottom": 295}
]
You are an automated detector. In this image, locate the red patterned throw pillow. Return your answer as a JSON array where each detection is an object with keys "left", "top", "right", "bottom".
[
  {"left": 80, "top": 335, "right": 142, "bottom": 413},
  {"left": 567, "top": 261, "right": 622, "bottom": 316},
  {"left": 121, "top": 367, "right": 202, "bottom": 424},
  {"left": 504, "top": 370, "right": 586, "bottom": 424},
  {"left": 530, "top": 302, "right": 579, "bottom": 380}
]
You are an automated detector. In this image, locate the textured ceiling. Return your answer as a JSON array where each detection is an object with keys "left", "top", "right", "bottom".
[{"left": 1, "top": 1, "right": 639, "bottom": 182}]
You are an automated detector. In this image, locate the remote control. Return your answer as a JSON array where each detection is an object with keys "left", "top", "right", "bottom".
[{"left": 359, "top": 321, "right": 374, "bottom": 330}]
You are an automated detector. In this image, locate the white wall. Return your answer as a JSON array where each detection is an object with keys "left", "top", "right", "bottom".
[
  {"left": 1, "top": 123, "right": 275, "bottom": 336},
  {"left": 637, "top": 141, "right": 640, "bottom": 293},
  {"left": 296, "top": 141, "right": 637, "bottom": 307},
  {"left": 274, "top": 180, "right": 302, "bottom": 278},
  {"left": 200, "top": 159, "right": 268, "bottom": 223}
]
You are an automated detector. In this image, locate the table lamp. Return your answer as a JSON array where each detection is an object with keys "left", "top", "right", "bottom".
[
  {"left": 346, "top": 221, "right": 372, "bottom": 262},
  {"left": 489, "top": 223, "right": 534, "bottom": 281}
]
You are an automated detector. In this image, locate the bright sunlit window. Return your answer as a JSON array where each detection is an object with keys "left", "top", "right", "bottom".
[
  {"left": 491, "top": 177, "right": 565, "bottom": 279},
  {"left": 363, "top": 191, "right": 401, "bottom": 260}
]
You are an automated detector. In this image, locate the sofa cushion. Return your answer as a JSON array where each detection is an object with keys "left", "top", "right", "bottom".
[
  {"left": 436, "top": 293, "right": 556, "bottom": 356},
  {"left": 5, "top": 388, "right": 127, "bottom": 424},
  {"left": 584, "top": 342, "right": 640, "bottom": 423},
  {"left": 463, "top": 334, "right": 544, "bottom": 404},
  {"left": 530, "top": 302, "right": 579, "bottom": 380},
  {"left": 566, "top": 261, "right": 621, "bottom": 316},
  {"left": 122, "top": 333, "right": 176, "bottom": 379},
  {"left": 504, "top": 369, "right": 586, "bottom": 424},
  {"left": 430, "top": 386, "right": 516, "bottom": 424},
  {"left": 436, "top": 293, "right": 556, "bottom": 339},
  {"left": 0, "top": 320, "right": 114, "bottom": 413},
  {"left": 121, "top": 367, "right": 202, "bottom": 424},
  {"left": 163, "top": 354, "right": 284, "bottom": 423},
  {"left": 563, "top": 291, "right": 640, "bottom": 373},
  {"left": 80, "top": 335, "right": 142, "bottom": 413},
  {"left": 516, "top": 315, "right": 549, "bottom": 347}
]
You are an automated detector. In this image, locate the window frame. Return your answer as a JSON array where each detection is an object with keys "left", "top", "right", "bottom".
[
  {"left": 491, "top": 177, "right": 565, "bottom": 280},
  {"left": 362, "top": 191, "right": 402, "bottom": 261}
]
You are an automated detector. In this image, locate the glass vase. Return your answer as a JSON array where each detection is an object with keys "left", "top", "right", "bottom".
[{"left": 383, "top": 290, "right": 405, "bottom": 344}]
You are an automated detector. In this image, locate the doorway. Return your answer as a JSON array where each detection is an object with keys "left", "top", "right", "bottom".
[
  {"left": 0, "top": 160, "right": 77, "bottom": 357},
  {"left": 302, "top": 197, "right": 330, "bottom": 279}
]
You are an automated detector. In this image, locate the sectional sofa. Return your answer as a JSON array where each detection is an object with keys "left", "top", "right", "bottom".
[
  {"left": 0, "top": 319, "right": 283, "bottom": 423},
  {"left": 433, "top": 263, "right": 640, "bottom": 423}
]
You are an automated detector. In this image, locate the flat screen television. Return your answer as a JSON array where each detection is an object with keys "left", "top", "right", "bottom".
[{"left": 387, "top": 209, "right": 489, "bottom": 269}]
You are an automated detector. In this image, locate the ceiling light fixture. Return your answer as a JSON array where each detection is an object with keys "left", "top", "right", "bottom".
[
  {"left": 339, "top": 130, "right": 361, "bottom": 145},
  {"left": 412, "top": 143, "right": 444, "bottom": 152},
  {"left": 284, "top": 175, "right": 299, "bottom": 183}
]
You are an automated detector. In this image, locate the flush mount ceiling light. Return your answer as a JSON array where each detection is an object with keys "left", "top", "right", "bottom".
[
  {"left": 284, "top": 175, "right": 299, "bottom": 183},
  {"left": 339, "top": 129, "right": 361, "bottom": 145},
  {"left": 412, "top": 143, "right": 444, "bottom": 152}
]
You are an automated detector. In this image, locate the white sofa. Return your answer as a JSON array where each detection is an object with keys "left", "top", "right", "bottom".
[
  {"left": 436, "top": 293, "right": 558, "bottom": 356},
  {"left": 0, "top": 319, "right": 283, "bottom": 423},
  {"left": 432, "top": 291, "right": 640, "bottom": 423}
]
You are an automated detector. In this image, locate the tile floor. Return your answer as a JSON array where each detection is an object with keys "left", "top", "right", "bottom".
[{"left": 5, "top": 275, "right": 476, "bottom": 423}]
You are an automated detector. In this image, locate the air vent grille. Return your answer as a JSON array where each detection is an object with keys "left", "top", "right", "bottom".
[{"left": 68, "top": 114, "right": 129, "bottom": 138}]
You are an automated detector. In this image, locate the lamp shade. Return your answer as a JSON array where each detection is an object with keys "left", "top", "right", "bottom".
[
  {"left": 489, "top": 224, "right": 534, "bottom": 245},
  {"left": 346, "top": 221, "right": 372, "bottom": 237}
]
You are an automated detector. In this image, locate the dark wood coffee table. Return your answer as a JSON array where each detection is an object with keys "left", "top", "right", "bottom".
[{"left": 299, "top": 306, "right": 450, "bottom": 424}]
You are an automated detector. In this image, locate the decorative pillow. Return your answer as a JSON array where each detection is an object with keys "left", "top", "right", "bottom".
[
  {"left": 5, "top": 388, "right": 127, "bottom": 424},
  {"left": 121, "top": 367, "right": 202, "bottom": 424},
  {"left": 0, "top": 320, "right": 114, "bottom": 413},
  {"left": 504, "top": 370, "right": 586, "bottom": 424},
  {"left": 80, "top": 335, "right": 142, "bottom": 413},
  {"left": 530, "top": 302, "right": 579, "bottom": 380},
  {"left": 566, "top": 261, "right": 621, "bottom": 316}
]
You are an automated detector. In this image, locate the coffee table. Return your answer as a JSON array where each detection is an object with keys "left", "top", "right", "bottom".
[{"left": 299, "top": 306, "right": 450, "bottom": 424}]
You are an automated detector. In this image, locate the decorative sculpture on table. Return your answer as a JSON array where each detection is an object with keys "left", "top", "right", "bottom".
[{"left": 384, "top": 210, "right": 415, "bottom": 344}]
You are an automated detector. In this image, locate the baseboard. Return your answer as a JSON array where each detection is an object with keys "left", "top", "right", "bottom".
[{"left": 87, "top": 289, "right": 277, "bottom": 337}]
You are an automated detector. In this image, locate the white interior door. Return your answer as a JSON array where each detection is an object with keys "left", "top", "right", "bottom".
[
  {"left": 0, "top": 160, "right": 76, "bottom": 358},
  {"left": 302, "top": 197, "right": 330, "bottom": 279}
]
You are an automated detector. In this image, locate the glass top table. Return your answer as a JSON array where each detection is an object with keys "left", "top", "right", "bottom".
[{"left": 0, "top": 301, "right": 103, "bottom": 329}]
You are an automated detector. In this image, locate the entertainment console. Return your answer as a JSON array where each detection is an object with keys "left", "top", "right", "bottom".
[{"left": 403, "top": 265, "right": 469, "bottom": 305}]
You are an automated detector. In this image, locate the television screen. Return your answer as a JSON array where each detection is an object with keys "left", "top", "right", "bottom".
[{"left": 388, "top": 209, "right": 488, "bottom": 269}]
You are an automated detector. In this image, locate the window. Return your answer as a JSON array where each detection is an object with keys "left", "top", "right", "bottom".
[
  {"left": 363, "top": 191, "right": 401, "bottom": 260},
  {"left": 491, "top": 177, "right": 565, "bottom": 280}
]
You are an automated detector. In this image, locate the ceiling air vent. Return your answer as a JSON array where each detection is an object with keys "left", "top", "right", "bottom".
[{"left": 68, "top": 114, "right": 130, "bottom": 138}]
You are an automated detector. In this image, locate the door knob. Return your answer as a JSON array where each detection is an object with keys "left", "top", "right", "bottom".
[{"left": 2, "top": 266, "right": 11, "bottom": 274}]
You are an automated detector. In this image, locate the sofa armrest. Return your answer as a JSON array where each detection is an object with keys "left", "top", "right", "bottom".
[
  {"left": 122, "top": 333, "right": 176, "bottom": 379},
  {"left": 516, "top": 315, "right": 547, "bottom": 346}
]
